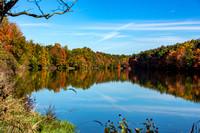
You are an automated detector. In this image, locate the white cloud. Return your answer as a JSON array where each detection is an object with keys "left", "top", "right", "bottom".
[
  {"left": 75, "top": 104, "right": 200, "bottom": 117},
  {"left": 50, "top": 32, "right": 129, "bottom": 40},
  {"left": 97, "top": 23, "right": 133, "bottom": 42},
  {"left": 133, "top": 36, "right": 189, "bottom": 43},
  {"left": 114, "top": 23, "right": 134, "bottom": 31},
  {"left": 127, "top": 26, "right": 200, "bottom": 31},
  {"left": 82, "top": 21, "right": 200, "bottom": 31},
  {"left": 98, "top": 32, "right": 119, "bottom": 42},
  {"left": 50, "top": 32, "right": 107, "bottom": 37},
  {"left": 132, "top": 21, "right": 200, "bottom": 27},
  {"left": 85, "top": 26, "right": 200, "bottom": 31},
  {"left": 100, "top": 93, "right": 117, "bottom": 103}
]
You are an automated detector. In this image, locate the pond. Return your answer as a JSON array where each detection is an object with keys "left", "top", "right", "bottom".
[{"left": 14, "top": 69, "right": 200, "bottom": 133}]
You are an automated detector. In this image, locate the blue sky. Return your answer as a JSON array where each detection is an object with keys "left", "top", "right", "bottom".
[{"left": 8, "top": 0, "right": 200, "bottom": 55}]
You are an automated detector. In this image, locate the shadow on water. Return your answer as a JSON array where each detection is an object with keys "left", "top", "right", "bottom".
[{"left": 12, "top": 69, "right": 200, "bottom": 103}]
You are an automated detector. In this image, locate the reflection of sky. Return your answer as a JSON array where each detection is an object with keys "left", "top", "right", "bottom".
[{"left": 32, "top": 82, "right": 200, "bottom": 133}]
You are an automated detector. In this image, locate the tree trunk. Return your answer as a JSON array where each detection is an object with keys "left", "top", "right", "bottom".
[
  {"left": 0, "top": 2, "right": 4, "bottom": 22},
  {"left": 0, "top": 0, "right": 19, "bottom": 23}
]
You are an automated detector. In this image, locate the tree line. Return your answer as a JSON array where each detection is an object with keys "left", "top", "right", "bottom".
[
  {"left": 1, "top": 17, "right": 200, "bottom": 71},
  {"left": 0, "top": 18, "right": 130, "bottom": 71},
  {"left": 129, "top": 39, "right": 200, "bottom": 70}
]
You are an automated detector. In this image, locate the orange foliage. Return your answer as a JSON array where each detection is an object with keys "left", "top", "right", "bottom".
[
  {"left": 60, "top": 48, "right": 67, "bottom": 65},
  {"left": 55, "top": 43, "right": 61, "bottom": 48},
  {"left": 193, "top": 49, "right": 200, "bottom": 68},
  {"left": 59, "top": 71, "right": 66, "bottom": 88},
  {"left": 117, "top": 61, "right": 121, "bottom": 69},
  {"left": 167, "top": 48, "right": 186, "bottom": 68}
]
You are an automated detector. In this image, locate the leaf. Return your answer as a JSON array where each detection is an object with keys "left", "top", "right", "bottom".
[
  {"left": 123, "top": 121, "right": 129, "bottom": 127},
  {"left": 110, "top": 125, "right": 116, "bottom": 130},
  {"left": 118, "top": 126, "right": 122, "bottom": 129},
  {"left": 104, "top": 127, "right": 110, "bottom": 133},
  {"left": 121, "top": 128, "right": 127, "bottom": 133},
  {"left": 154, "top": 130, "right": 158, "bottom": 133},
  {"left": 140, "top": 123, "right": 147, "bottom": 125},
  {"left": 134, "top": 128, "right": 141, "bottom": 133},
  {"left": 121, "top": 122, "right": 125, "bottom": 129},
  {"left": 152, "top": 123, "right": 155, "bottom": 127},
  {"left": 146, "top": 125, "right": 150, "bottom": 130},
  {"left": 126, "top": 128, "right": 133, "bottom": 133}
]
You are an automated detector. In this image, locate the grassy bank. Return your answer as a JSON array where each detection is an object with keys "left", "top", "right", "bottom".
[{"left": 0, "top": 87, "right": 76, "bottom": 133}]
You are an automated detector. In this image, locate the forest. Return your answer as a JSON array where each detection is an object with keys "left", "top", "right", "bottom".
[
  {"left": 1, "top": 17, "right": 200, "bottom": 72},
  {"left": 0, "top": 18, "right": 130, "bottom": 71},
  {"left": 129, "top": 38, "right": 200, "bottom": 70}
]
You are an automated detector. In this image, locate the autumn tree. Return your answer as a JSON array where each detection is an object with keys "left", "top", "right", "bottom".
[
  {"left": 60, "top": 48, "right": 67, "bottom": 66},
  {"left": 38, "top": 46, "right": 47, "bottom": 67},
  {"left": 0, "top": 0, "right": 78, "bottom": 23}
]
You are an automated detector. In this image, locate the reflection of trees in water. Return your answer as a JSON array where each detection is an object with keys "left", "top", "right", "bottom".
[
  {"left": 129, "top": 70, "right": 200, "bottom": 103},
  {"left": 13, "top": 69, "right": 200, "bottom": 103},
  {"left": 13, "top": 69, "right": 129, "bottom": 97}
]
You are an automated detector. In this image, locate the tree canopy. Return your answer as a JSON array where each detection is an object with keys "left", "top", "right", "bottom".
[{"left": 0, "top": 18, "right": 130, "bottom": 71}]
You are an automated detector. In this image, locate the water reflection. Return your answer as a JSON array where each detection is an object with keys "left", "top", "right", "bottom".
[
  {"left": 13, "top": 69, "right": 200, "bottom": 103},
  {"left": 129, "top": 70, "right": 200, "bottom": 103}
]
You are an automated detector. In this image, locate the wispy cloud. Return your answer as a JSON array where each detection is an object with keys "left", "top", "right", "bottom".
[
  {"left": 132, "top": 21, "right": 200, "bottom": 27},
  {"left": 114, "top": 23, "right": 134, "bottom": 31},
  {"left": 19, "top": 23, "right": 53, "bottom": 27},
  {"left": 127, "top": 26, "right": 200, "bottom": 31},
  {"left": 82, "top": 21, "right": 200, "bottom": 31},
  {"left": 97, "top": 23, "right": 133, "bottom": 42},
  {"left": 85, "top": 26, "right": 200, "bottom": 31},
  {"left": 75, "top": 104, "right": 200, "bottom": 117},
  {"left": 50, "top": 32, "right": 111, "bottom": 37},
  {"left": 50, "top": 32, "right": 128, "bottom": 38},
  {"left": 98, "top": 32, "right": 119, "bottom": 42},
  {"left": 133, "top": 36, "right": 189, "bottom": 43},
  {"left": 100, "top": 93, "right": 117, "bottom": 103}
]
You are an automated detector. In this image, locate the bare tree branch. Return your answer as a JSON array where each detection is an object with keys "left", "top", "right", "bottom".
[{"left": 0, "top": 0, "right": 78, "bottom": 23}]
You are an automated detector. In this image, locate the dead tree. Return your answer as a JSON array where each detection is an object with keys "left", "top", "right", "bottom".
[{"left": 0, "top": 0, "right": 78, "bottom": 23}]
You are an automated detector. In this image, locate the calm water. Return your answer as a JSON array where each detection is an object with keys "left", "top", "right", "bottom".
[{"left": 14, "top": 70, "right": 200, "bottom": 133}]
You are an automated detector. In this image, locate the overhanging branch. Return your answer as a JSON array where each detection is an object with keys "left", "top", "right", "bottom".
[{"left": 3, "top": 0, "right": 78, "bottom": 20}]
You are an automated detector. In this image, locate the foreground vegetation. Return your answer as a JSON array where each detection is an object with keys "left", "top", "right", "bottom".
[
  {"left": 104, "top": 115, "right": 158, "bottom": 133},
  {"left": 0, "top": 71, "right": 76, "bottom": 133},
  {"left": 0, "top": 91, "right": 76, "bottom": 133}
]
